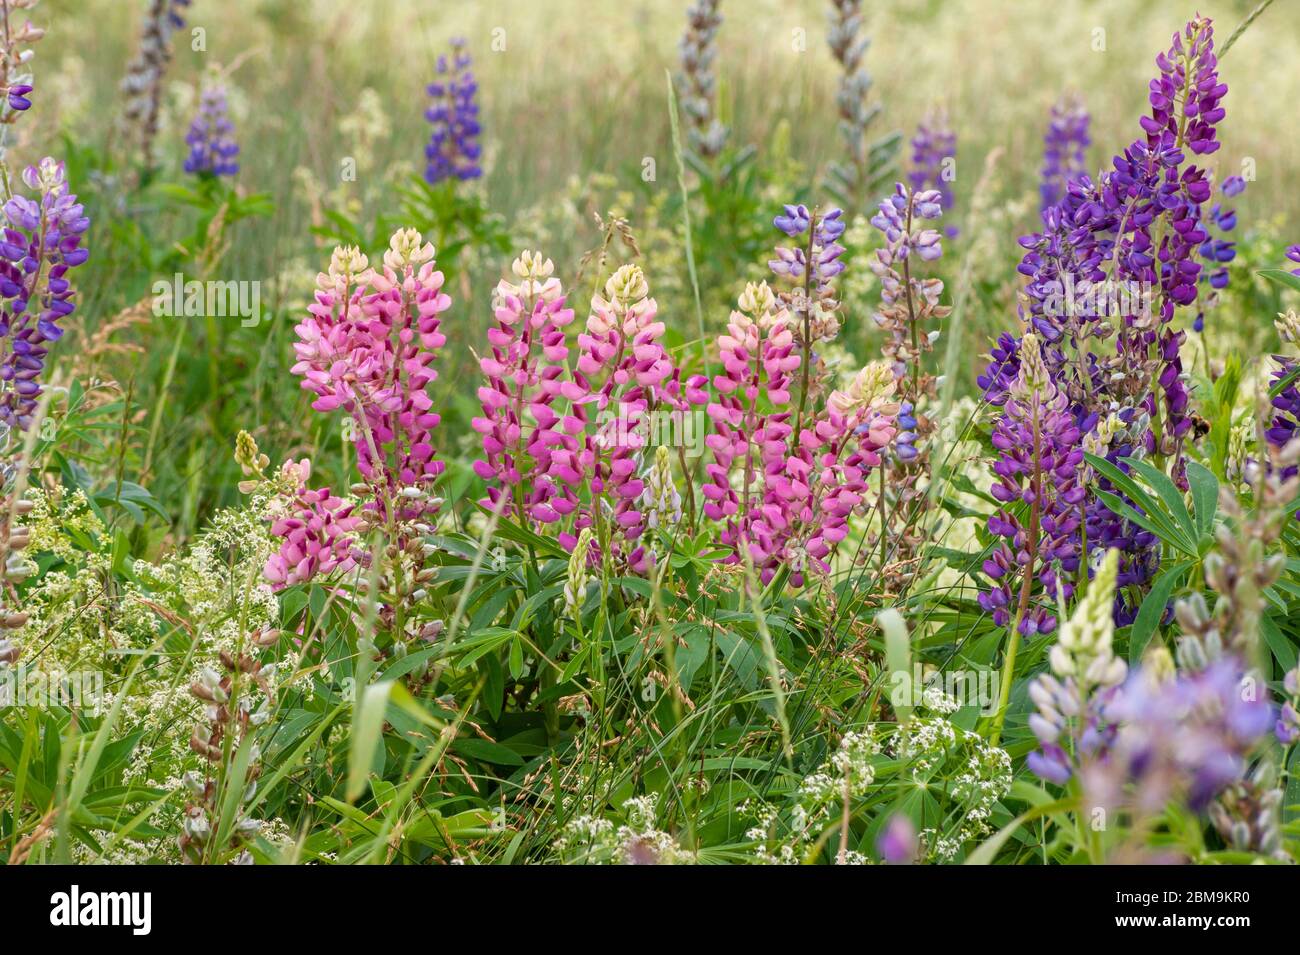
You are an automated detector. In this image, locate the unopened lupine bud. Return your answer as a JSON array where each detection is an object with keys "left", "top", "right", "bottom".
[{"left": 563, "top": 528, "right": 593, "bottom": 619}]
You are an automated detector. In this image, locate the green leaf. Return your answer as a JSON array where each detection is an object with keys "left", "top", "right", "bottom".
[
  {"left": 451, "top": 738, "right": 525, "bottom": 767},
  {"left": 1259, "top": 267, "right": 1300, "bottom": 295},
  {"left": 1129, "top": 562, "right": 1190, "bottom": 665},
  {"left": 347, "top": 681, "right": 395, "bottom": 803},
  {"left": 1260, "top": 615, "right": 1298, "bottom": 674},
  {"left": 878, "top": 608, "right": 912, "bottom": 722},
  {"left": 1184, "top": 460, "right": 1218, "bottom": 541},
  {"left": 1270, "top": 361, "right": 1300, "bottom": 400},
  {"left": 1085, "top": 454, "right": 1187, "bottom": 551},
  {"left": 1121, "top": 457, "right": 1196, "bottom": 550},
  {"left": 1094, "top": 488, "right": 1168, "bottom": 546}
]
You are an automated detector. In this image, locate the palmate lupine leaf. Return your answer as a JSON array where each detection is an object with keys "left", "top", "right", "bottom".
[
  {"left": 1128, "top": 561, "right": 1192, "bottom": 665},
  {"left": 1084, "top": 453, "right": 1199, "bottom": 557}
]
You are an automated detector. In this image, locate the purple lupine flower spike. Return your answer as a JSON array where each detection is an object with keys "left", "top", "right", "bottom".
[
  {"left": 183, "top": 81, "right": 240, "bottom": 177},
  {"left": 425, "top": 38, "right": 482, "bottom": 184},
  {"left": 907, "top": 107, "right": 957, "bottom": 237},
  {"left": 1039, "top": 93, "right": 1090, "bottom": 211},
  {"left": 0, "top": 159, "right": 90, "bottom": 433},
  {"left": 0, "top": 2, "right": 45, "bottom": 131},
  {"left": 979, "top": 334, "right": 1084, "bottom": 636}
]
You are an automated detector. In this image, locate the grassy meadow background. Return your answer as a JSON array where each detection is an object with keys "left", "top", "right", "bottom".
[{"left": 22, "top": 0, "right": 1300, "bottom": 542}]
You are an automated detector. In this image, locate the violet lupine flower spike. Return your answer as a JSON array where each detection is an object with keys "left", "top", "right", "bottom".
[
  {"left": 677, "top": 0, "right": 727, "bottom": 160},
  {"left": 1039, "top": 93, "right": 1090, "bottom": 211},
  {"left": 867, "top": 183, "right": 949, "bottom": 584},
  {"left": 868, "top": 183, "right": 947, "bottom": 404},
  {"left": 121, "top": 0, "right": 192, "bottom": 170},
  {"left": 1125, "top": 16, "right": 1225, "bottom": 472},
  {"left": 424, "top": 38, "right": 482, "bottom": 185},
  {"left": 0, "top": 0, "right": 44, "bottom": 139},
  {"left": 907, "top": 106, "right": 956, "bottom": 237},
  {"left": 979, "top": 333, "right": 1085, "bottom": 638},
  {"left": 769, "top": 202, "right": 846, "bottom": 429},
  {"left": 825, "top": 0, "right": 898, "bottom": 211},
  {"left": 982, "top": 16, "right": 1230, "bottom": 626},
  {"left": 0, "top": 158, "right": 90, "bottom": 435},
  {"left": 1090, "top": 655, "right": 1274, "bottom": 817},
  {"left": 183, "top": 79, "right": 240, "bottom": 178}
]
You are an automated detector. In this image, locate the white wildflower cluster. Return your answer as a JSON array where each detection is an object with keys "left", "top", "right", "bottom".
[
  {"left": 887, "top": 696, "right": 1012, "bottom": 859},
  {"left": 552, "top": 793, "right": 689, "bottom": 864},
  {"left": 920, "top": 684, "right": 961, "bottom": 714},
  {"left": 745, "top": 729, "right": 882, "bottom": 864}
]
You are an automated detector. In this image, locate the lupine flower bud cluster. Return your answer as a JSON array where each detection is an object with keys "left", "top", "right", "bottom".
[
  {"left": 1176, "top": 441, "right": 1298, "bottom": 668},
  {"left": 0, "top": 489, "right": 34, "bottom": 669},
  {"left": 0, "top": 158, "right": 91, "bottom": 433},
  {"left": 1039, "top": 93, "right": 1090, "bottom": 211},
  {"left": 562, "top": 527, "right": 593, "bottom": 620},
  {"left": 1208, "top": 768, "right": 1286, "bottom": 859},
  {"left": 978, "top": 334, "right": 1084, "bottom": 636},
  {"left": 180, "top": 639, "right": 278, "bottom": 865},
  {"left": 425, "top": 38, "right": 482, "bottom": 184},
  {"left": 121, "top": 0, "right": 192, "bottom": 168},
  {"left": 183, "top": 78, "right": 240, "bottom": 177},
  {"left": 677, "top": 0, "right": 727, "bottom": 159},
  {"left": 1026, "top": 549, "right": 1125, "bottom": 785},
  {"left": 1277, "top": 667, "right": 1300, "bottom": 745},
  {"left": 825, "top": 0, "right": 896, "bottom": 209}
]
